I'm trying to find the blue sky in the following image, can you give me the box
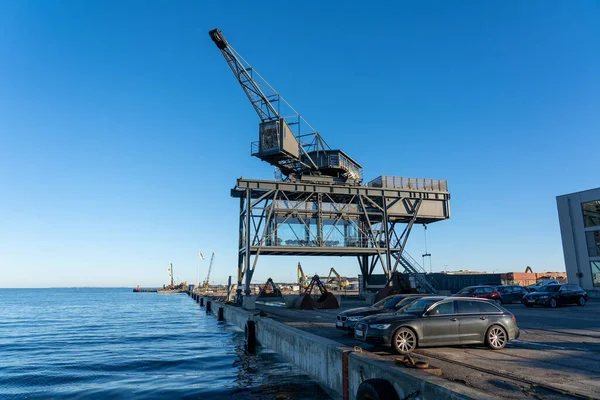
[1,1,598,288]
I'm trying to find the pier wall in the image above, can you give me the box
[208,298,488,400]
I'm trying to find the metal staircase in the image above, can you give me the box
[392,251,438,294]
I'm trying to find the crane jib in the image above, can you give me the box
[208,28,363,183]
[209,29,228,50]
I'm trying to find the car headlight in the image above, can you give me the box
[347,316,361,322]
[370,324,391,329]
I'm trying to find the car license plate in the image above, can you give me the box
[527,299,534,303]
[355,329,365,338]
[336,321,342,327]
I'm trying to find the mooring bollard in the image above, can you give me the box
[206,300,212,313]
[245,320,256,353]
[217,307,224,321]
[200,298,204,307]
[196,295,200,303]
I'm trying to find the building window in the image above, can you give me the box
[586,231,600,257]
[582,200,600,227]
[591,261,600,287]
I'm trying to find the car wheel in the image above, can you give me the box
[392,327,417,355]
[486,325,507,350]
[577,296,586,306]
[549,298,557,308]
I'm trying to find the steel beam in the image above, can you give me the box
[233,178,448,296]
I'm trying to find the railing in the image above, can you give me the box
[367,176,448,192]
[263,237,371,248]
[391,251,438,294]
[401,251,428,275]
[327,153,362,180]
[250,141,259,156]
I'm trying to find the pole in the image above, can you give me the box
[197,250,200,289]
[170,263,174,286]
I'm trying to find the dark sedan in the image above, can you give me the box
[354,297,519,354]
[495,285,529,303]
[521,284,588,308]
[336,294,426,332]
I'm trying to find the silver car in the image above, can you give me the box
[354,297,520,354]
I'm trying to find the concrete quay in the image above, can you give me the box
[189,292,600,399]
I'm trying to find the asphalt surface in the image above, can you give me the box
[255,298,600,399]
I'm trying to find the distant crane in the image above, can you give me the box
[202,252,215,291]
[297,262,310,288]
[325,267,349,290]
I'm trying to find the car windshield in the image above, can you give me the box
[456,287,473,294]
[373,296,394,307]
[396,296,422,308]
[399,298,439,315]
[382,297,403,308]
[538,285,561,293]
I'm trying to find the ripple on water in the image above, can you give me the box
[0,288,331,399]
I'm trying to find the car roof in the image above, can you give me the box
[465,285,495,288]
[452,297,496,302]
[420,296,448,301]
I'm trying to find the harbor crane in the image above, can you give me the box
[209,28,450,302]
[209,28,362,184]
[202,252,215,291]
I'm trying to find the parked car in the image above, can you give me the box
[521,284,588,308]
[336,294,426,332]
[453,286,503,305]
[495,285,529,303]
[354,297,519,354]
[527,280,559,292]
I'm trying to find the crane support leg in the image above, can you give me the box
[243,188,253,295]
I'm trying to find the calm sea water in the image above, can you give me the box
[0,288,331,399]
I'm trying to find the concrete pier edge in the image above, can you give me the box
[203,297,496,400]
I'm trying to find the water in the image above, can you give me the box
[0,288,331,399]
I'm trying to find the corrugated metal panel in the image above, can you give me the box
[429,273,503,294]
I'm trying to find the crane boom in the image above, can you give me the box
[209,28,363,183]
[209,29,279,122]
[202,252,215,290]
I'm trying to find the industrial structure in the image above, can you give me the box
[209,29,451,303]
[557,187,600,297]
[201,252,215,291]
[325,267,349,290]
[297,262,310,288]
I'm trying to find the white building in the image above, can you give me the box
[557,187,600,297]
